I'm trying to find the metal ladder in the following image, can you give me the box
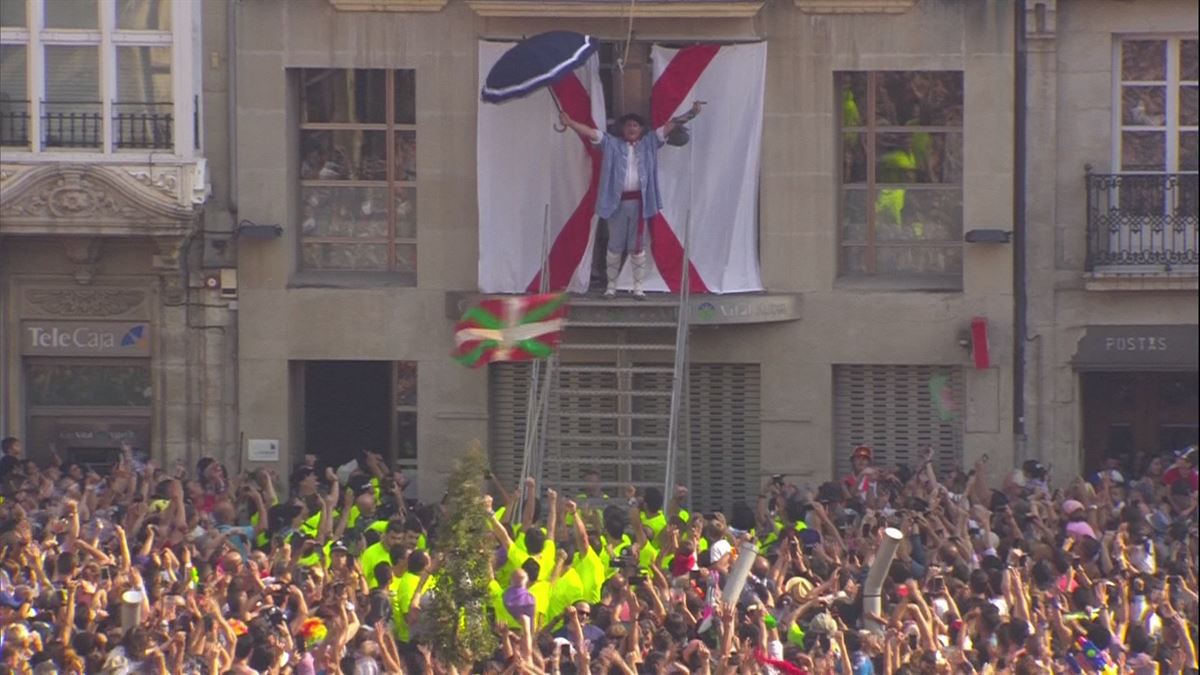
[515,223,693,510]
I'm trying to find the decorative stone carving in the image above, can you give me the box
[127,170,180,200]
[159,270,186,305]
[153,238,187,270]
[1025,0,1056,39]
[466,0,763,17]
[26,288,146,317]
[328,0,447,10]
[793,0,916,12]
[0,164,196,237]
[62,238,103,285]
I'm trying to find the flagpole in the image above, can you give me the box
[515,205,554,522]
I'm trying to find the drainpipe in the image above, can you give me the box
[1013,0,1028,460]
[226,0,239,213]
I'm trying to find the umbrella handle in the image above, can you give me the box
[549,88,569,134]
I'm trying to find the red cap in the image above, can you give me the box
[851,445,873,460]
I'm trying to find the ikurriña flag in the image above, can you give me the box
[453,294,570,368]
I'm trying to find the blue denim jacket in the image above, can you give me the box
[594,130,664,220]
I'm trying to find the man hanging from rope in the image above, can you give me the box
[559,101,703,298]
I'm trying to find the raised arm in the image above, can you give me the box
[660,101,704,138]
[559,110,600,142]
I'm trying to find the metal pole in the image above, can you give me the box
[863,527,904,635]
[664,211,691,502]
[515,206,554,522]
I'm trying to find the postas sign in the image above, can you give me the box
[21,321,151,357]
[1073,324,1199,369]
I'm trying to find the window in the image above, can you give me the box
[298,69,417,277]
[394,361,417,469]
[26,361,152,407]
[1117,38,1198,175]
[0,0,175,151]
[837,72,964,282]
[833,364,964,478]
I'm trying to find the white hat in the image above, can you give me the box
[708,540,733,564]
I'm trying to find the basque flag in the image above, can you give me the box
[453,293,570,368]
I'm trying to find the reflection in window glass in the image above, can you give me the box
[836,71,963,280]
[301,187,390,239]
[396,412,417,460]
[395,362,417,406]
[0,0,25,27]
[873,72,963,126]
[116,0,172,30]
[301,243,389,271]
[45,46,100,103]
[301,69,390,124]
[1122,40,1166,81]
[300,130,388,181]
[298,68,418,276]
[394,70,416,124]
[45,0,98,29]
[116,46,172,104]
[0,46,28,146]
[27,364,152,407]
[43,46,101,148]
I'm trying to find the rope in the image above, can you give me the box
[618,0,636,110]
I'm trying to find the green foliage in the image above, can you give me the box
[427,442,498,666]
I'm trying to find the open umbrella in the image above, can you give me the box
[481,31,598,130]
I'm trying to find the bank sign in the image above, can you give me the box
[21,321,151,357]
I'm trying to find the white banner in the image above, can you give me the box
[477,42,606,293]
[618,43,766,294]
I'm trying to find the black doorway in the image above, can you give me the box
[304,361,390,467]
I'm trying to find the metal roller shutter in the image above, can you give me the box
[833,365,964,480]
[488,362,531,488]
[687,364,761,515]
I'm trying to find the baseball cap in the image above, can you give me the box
[1062,499,1085,515]
[851,445,873,460]
[331,540,350,554]
[708,540,733,565]
[0,591,23,609]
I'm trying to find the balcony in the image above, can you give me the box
[113,102,174,150]
[1085,172,1199,287]
[0,100,30,148]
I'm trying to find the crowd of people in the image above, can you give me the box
[0,434,1196,674]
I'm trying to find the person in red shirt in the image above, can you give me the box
[843,445,878,500]
[1162,445,1198,492]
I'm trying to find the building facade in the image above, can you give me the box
[0,0,237,470]
[1022,0,1198,482]
[229,0,1018,506]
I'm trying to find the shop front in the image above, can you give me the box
[15,310,154,470]
[1074,325,1200,473]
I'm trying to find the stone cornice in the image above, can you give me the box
[793,0,917,13]
[0,164,199,238]
[327,0,448,10]
[466,1,764,18]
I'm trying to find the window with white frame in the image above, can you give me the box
[1116,38,1198,177]
[0,0,178,151]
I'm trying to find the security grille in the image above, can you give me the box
[687,364,761,514]
[833,365,964,479]
[488,362,532,489]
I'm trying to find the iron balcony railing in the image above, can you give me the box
[0,99,30,147]
[114,101,173,150]
[1085,170,1199,271]
[42,100,103,148]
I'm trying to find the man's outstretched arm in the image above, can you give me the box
[660,101,704,139]
[560,110,601,142]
